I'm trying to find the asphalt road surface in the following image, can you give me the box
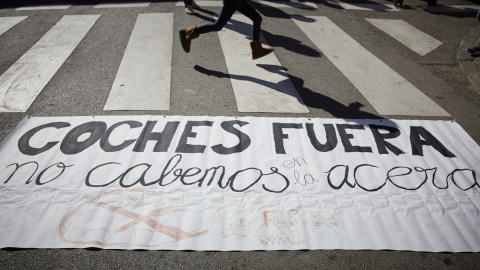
[1,0,480,268]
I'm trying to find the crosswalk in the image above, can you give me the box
[13,1,480,11]
[94,2,152,9]
[104,13,173,111]
[366,19,442,56]
[219,14,309,113]
[15,4,73,10]
[0,1,473,116]
[0,15,100,112]
[337,3,398,11]
[0,16,27,35]
[293,16,448,116]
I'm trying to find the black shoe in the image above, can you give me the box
[466,46,480,54]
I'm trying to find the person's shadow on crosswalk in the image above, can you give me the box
[194,64,393,124]
[192,5,321,57]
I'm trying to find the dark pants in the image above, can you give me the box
[184,0,192,6]
[195,0,262,40]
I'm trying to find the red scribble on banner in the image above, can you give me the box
[222,208,342,246]
[59,190,218,248]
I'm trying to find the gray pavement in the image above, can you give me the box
[458,23,480,95]
[1,0,480,269]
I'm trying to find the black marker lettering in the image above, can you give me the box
[306,123,337,152]
[336,124,372,153]
[325,165,351,189]
[18,122,71,155]
[100,121,142,152]
[410,126,455,157]
[272,123,303,154]
[133,121,179,152]
[176,121,213,153]
[354,164,385,192]
[386,166,427,190]
[369,124,404,156]
[60,121,106,155]
[35,162,73,185]
[4,162,39,184]
[212,120,251,154]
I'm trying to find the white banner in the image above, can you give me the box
[0,116,479,251]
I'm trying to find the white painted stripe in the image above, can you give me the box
[0,17,28,36]
[425,5,480,13]
[260,1,317,9]
[177,0,317,8]
[95,2,151,8]
[175,1,223,7]
[292,16,449,116]
[0,15,100,113]
[16,4,72,10]
[366,19,442,56]
[339,3,398,11]
[218,14,308,113]
[104,13,173,111]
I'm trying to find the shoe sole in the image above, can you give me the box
[179,30,190,53]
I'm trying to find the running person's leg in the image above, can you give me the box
[236,0,274,60]
[180,0,237,52]
[180,0,273,59]
[195,0,237,35]
[184,0,194,14]
[235,0,262,40]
